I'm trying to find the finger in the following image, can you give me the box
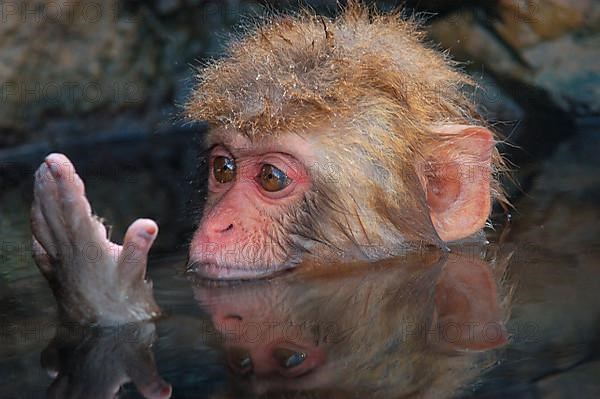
[32,237,53,277]
[136,377,172,399]
[31,186,58,259]
[34,157,69,247]
[37,154,112,267]
[118,219,159,282]
[128,353,172,399]
[46,153,103,244]
[123,323,171,399]
[40,343,60,379]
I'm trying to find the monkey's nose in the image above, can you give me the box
[217,223,234,233]
[206,222,235,240]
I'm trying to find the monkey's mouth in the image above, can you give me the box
[186,261,297,281]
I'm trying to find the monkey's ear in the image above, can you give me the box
[432,255,508,353]
[420,125,495,242]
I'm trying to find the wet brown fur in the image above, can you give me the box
[186,1,506,255]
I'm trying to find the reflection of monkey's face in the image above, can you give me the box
[193,280,331,394]
[192,253,510,397]
[191,258,437,395]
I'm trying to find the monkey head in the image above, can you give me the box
[186,3,505,279]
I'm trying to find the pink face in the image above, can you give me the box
[189,133,315,279]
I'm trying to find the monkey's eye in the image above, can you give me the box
[213,156,236,183]
[258,164,290,192]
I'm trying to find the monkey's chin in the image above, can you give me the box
[187,261,296,280]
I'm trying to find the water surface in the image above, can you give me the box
[1,217,599,399]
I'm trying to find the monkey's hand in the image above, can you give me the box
[31,153,161,326]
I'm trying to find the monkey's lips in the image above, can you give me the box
[188,261,295,280]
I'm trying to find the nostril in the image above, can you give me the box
[220,224,234,233]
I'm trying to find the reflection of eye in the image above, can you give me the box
[213,156,236,183]
[273,347,307,369]
[228,347,253,376]
[258,164,291,192]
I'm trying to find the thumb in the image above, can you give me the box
[118,219,159,282]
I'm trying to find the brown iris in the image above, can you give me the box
[259,164,290,192]
[213,156,235,183]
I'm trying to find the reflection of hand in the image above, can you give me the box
[31,154,161,325]
[42,322,171,399]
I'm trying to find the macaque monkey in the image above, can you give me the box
[31,2,505,323]
[186,1,505,278]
